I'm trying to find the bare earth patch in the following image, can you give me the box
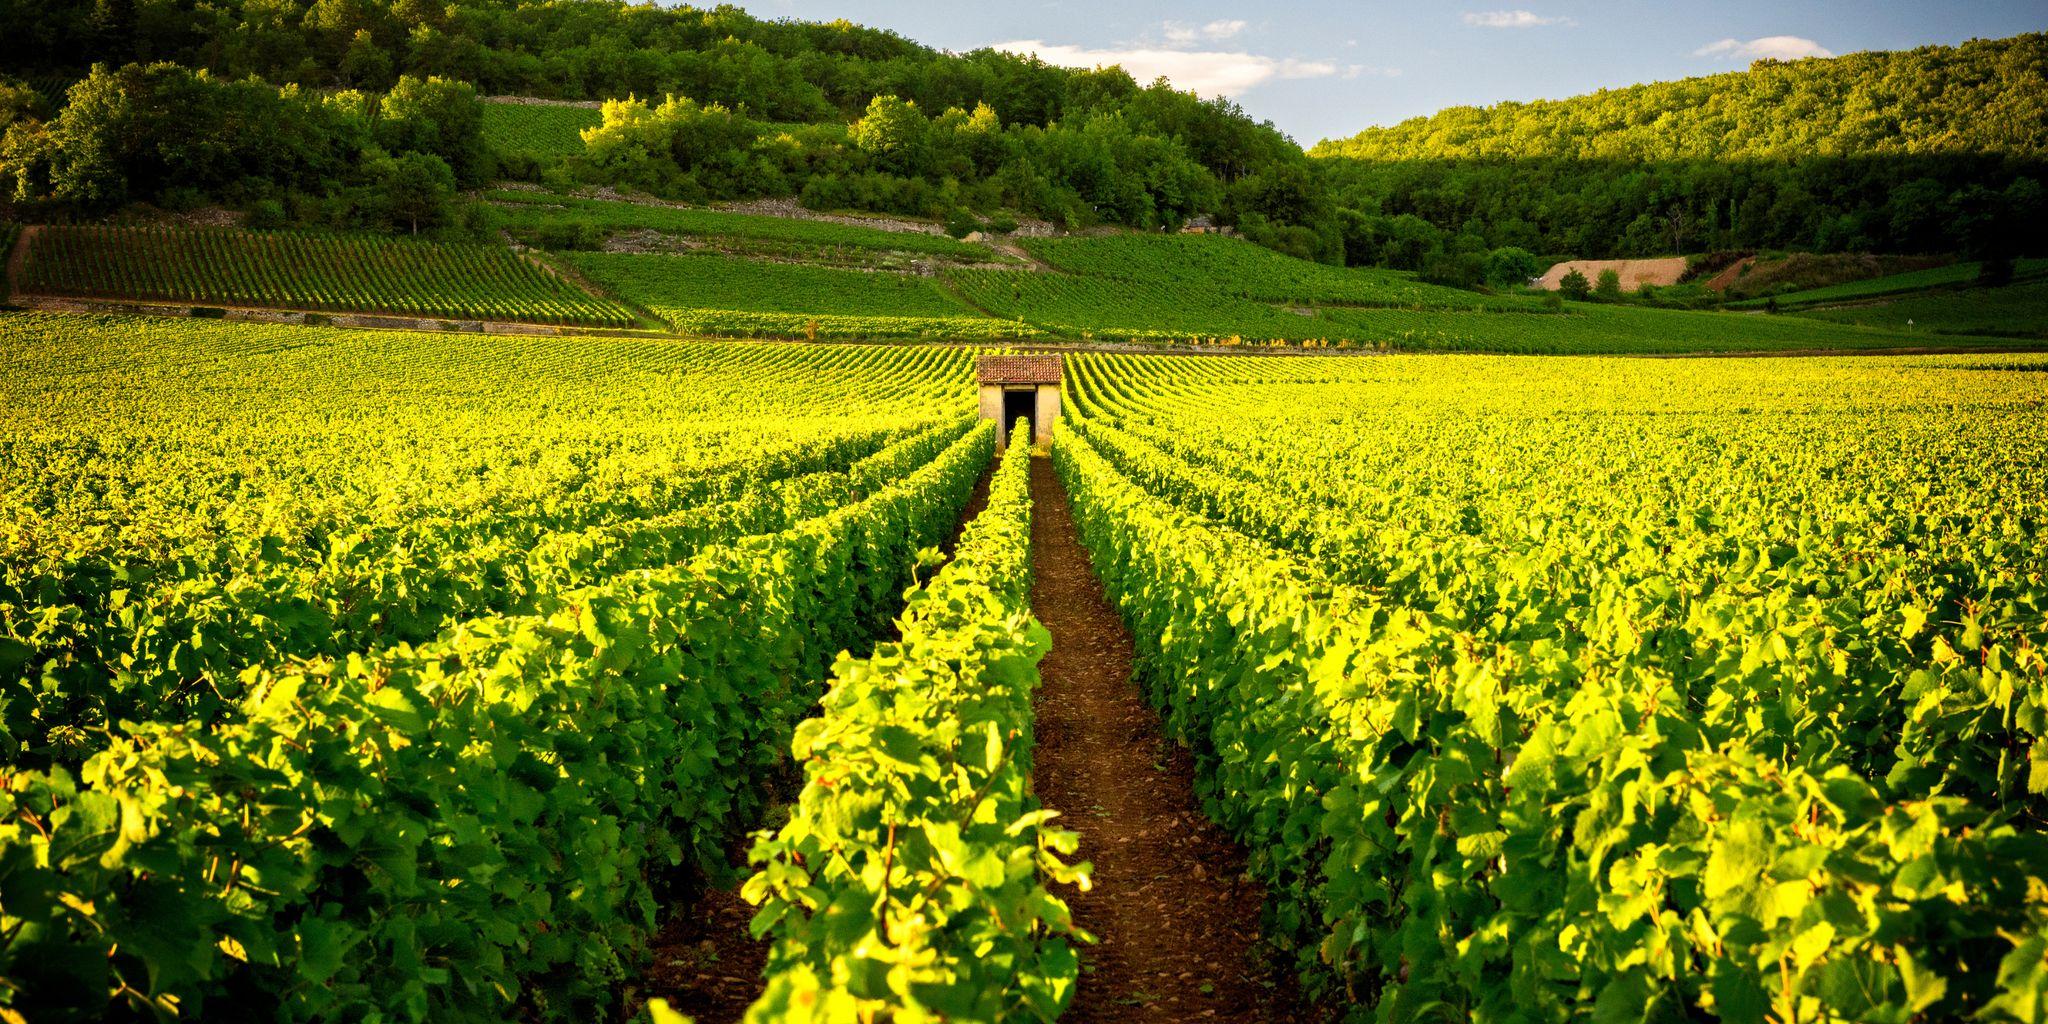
[1537,257,1689,292]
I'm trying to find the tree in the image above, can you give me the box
[1558,268,1591,300]
[851,95,929,177]
[1483,246,1541,289]
[37,65,130,209]
[1594,268,1624,301]
[363,149,454,233]
[376,75,487,185]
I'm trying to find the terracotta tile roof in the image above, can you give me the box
[977,354,1062,385]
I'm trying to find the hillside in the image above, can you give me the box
[1314,33,2048,267]
[0,2,1328,255]
[1315,33,2048,160]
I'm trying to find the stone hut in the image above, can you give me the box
[976,354,1062,448]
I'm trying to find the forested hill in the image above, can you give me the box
[1313,33,2047,161]
[3,0,1327,254]
[1311,33,2047,270]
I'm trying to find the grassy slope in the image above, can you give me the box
[567,251,1031,338]
[488,192,996,260]
[1018,234,1536,310]
[1726,259,2048,309]
[1792,281,2048,338]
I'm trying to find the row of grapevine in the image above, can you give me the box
[2,317,977,766]
[17,225,637,326]
[5,417,971,765]
[0,401,996,1023]
[742,431,1089,1022]
[481,100,603,158]
[1055,351,2048,1021]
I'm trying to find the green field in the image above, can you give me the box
[949,266,1349,341]
[946,261,1975,351]
[566,251,1032,338]
[480,101,603,158]
[1021,233,1536,310]
[487,191,999,261]
[1725,258,2048,309]
[1792,280,2048,337]
[17,224,636,326]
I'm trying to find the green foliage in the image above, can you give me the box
[948,267,1346,342]
[744,435,1088,1022]
[1594,267,1624,300]
[1054,350,2048,1023]
[1558,267,1591,300]
[17,224,634,325]
[578,94,773,201]
[1318,34,2048,161]
[1,63,488,226]
[1314,34,2048,260]
[0,316,993,1020]
[1484,246,1541,288]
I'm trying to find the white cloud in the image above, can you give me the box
[1462,10,1573,28]
[1164,19,1250,46]
[992,40,1354,96]
[1694,35,1834,60]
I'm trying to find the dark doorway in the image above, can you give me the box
[1003,389,1036,447]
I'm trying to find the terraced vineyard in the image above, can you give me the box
[487,191,1000,261]
[568,251,1034,338]
[17,225,636,326]
[1056,350,2048,1022]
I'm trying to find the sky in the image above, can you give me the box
[749,1,2046,145]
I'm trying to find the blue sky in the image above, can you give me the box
[750,1,2045,145]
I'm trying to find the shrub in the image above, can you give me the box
[1558,268,1591,300]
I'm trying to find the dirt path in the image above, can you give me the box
[1028,455,1308,1023]
[5,225,37,300]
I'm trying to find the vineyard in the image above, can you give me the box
[1053,349,2048,1021]
[487,191,1000,261]
[1793,280,2048,337]
[0,313,1061,1021]
[1019,234,1537,310]
[567,250,1036,338]
[943,263,1960,351]
[4,306,2048,1023]
[481,100,604,159]
[16,225,637,326]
